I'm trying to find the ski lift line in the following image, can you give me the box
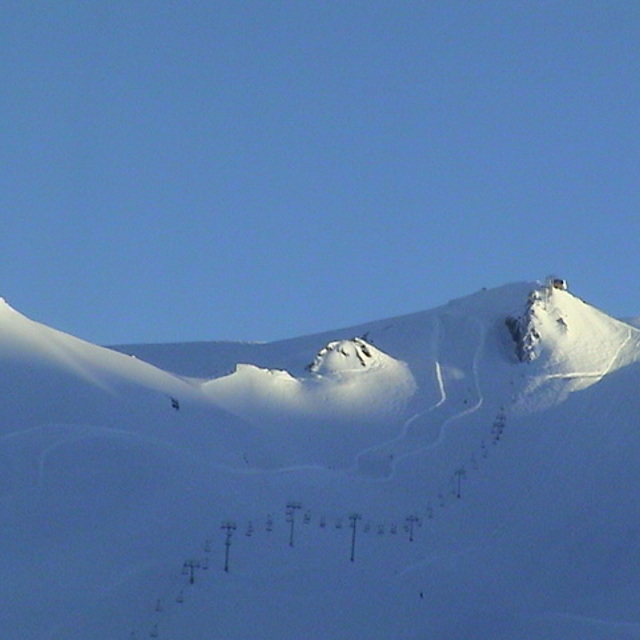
[221,522,236,573]
[253,411,498,535]
[183,560,201,585]
[132,545,207,640]
[135,409,508,636]
[286,502,303,547]
[127,322,506,581]
[142,564,204,633]
[349,513,362,562]
[405,515,421,542]
[453,468,467,499]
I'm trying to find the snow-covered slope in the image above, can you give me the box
[2,280,640,639]
[505,284,638,407]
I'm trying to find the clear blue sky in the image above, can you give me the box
[2,2,639,345]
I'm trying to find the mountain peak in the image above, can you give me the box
[504,279,640,400]
[506,282,568,363]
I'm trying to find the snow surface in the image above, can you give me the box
[2,282,640,639]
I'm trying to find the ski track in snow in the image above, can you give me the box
[1,422,340,497]
[126,317,496,635]
[392,316,486,467]
[535,326,633,384]
[353,316,487,482]
[392,327,640,608]
[0,312,558,504]
[350,316,446,474]
[7,285,640,640]
[433,359,446,408]
[426,315,447,409]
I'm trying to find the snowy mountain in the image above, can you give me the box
[2,280,640,639]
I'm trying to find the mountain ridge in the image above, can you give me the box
[2,280,640,639]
